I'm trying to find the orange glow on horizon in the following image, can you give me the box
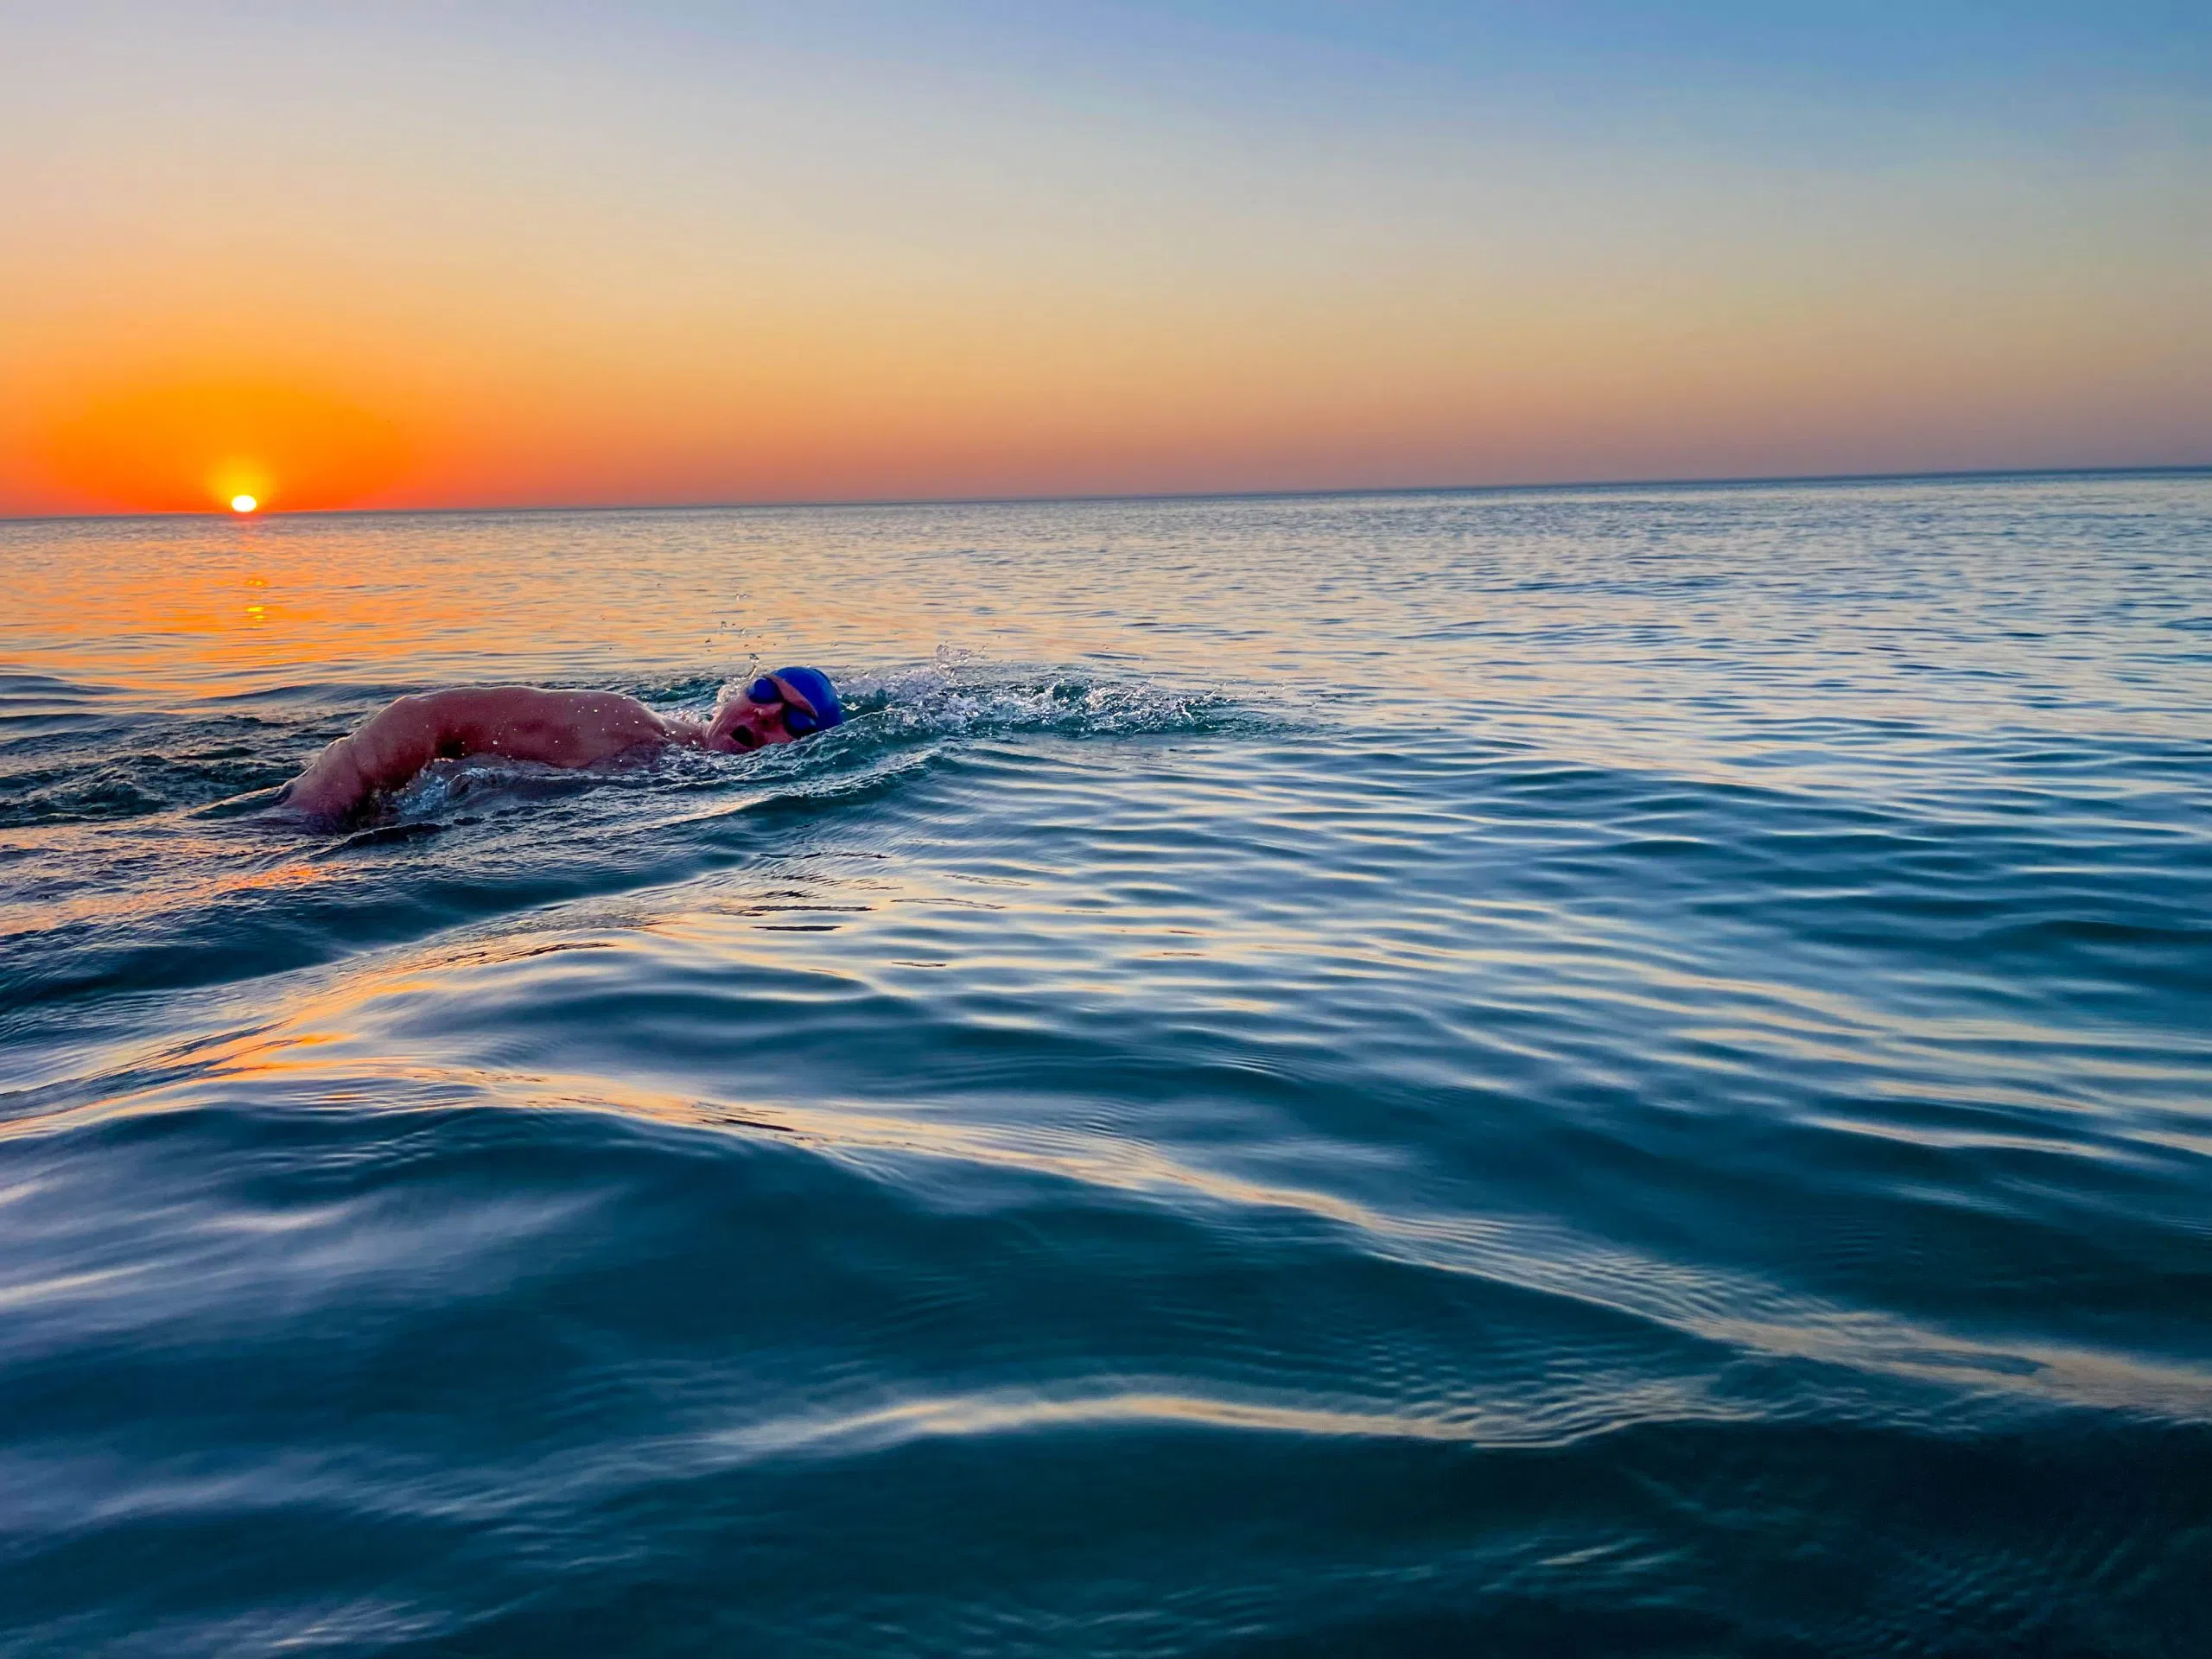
[35,380,410,515]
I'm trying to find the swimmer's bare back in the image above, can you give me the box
[282,688,694,822]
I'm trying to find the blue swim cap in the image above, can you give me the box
[766,665,844,734]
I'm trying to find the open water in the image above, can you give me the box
[2,474,2209,1656]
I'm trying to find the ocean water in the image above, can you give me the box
[3,474,2209,1656]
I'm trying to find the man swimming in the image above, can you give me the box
[281,666,845,823]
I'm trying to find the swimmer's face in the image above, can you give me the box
[704,673,819,753]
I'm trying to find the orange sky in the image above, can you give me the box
[3,5,2207,517]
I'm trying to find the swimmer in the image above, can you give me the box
[280,667,845,823]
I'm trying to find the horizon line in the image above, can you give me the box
[6,461,2208,526]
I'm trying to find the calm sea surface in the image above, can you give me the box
[3,475,2209,1656]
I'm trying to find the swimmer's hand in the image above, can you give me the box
[280,688,688,823]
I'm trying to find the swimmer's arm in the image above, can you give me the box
[282,694,452,820]
[283,688,677,819]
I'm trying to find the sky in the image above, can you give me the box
[3,1,2208,515]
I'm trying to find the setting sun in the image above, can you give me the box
[230,493,257,513]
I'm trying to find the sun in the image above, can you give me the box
[231,493,258,513]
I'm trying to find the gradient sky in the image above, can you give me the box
[3,2,2208,514]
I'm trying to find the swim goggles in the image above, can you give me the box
[747,676,825,735]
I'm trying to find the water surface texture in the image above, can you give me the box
[3,476,2210,1656]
